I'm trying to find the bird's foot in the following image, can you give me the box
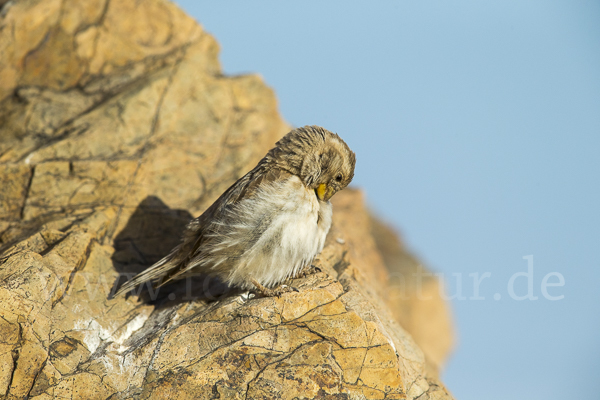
[251,279,298,297]
[293,264,322,279]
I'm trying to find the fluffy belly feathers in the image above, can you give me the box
[221,176,332,289]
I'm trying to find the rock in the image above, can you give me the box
[369,215,455,371]
[0,0,454,398]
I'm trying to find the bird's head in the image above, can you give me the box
[269,126,356,202]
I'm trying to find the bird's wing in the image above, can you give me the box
[114,165,291,296]
[165,167,292,281]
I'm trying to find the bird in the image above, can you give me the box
[115,125,356,297]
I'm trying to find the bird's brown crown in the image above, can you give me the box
[265,126,356,201]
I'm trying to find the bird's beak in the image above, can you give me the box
[316,183,335,202]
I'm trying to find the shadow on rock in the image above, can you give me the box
[110,196,236,306]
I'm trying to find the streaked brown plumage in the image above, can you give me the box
[115,125,355,297]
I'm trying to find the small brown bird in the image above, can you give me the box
[115,125,355,297]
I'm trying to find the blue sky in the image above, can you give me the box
[174,1,600,399]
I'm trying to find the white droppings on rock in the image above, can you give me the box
[73,311,150,354]
[24,153,33,165]
[112,313,150,345]
[73,319,114,353]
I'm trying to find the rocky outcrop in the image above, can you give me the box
[369,216,454,371]
[0,0,454,398]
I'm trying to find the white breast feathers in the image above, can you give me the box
[197,175,332,290]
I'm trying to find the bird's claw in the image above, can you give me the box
[293,264,322,279]
[251,279,297,297]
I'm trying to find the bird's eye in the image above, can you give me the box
[335,174,343,182]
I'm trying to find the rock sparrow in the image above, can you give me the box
[115,125,355,297]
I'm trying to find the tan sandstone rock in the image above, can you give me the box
[0,0,454,398]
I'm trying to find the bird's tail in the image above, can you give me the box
[113,247,183,298]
